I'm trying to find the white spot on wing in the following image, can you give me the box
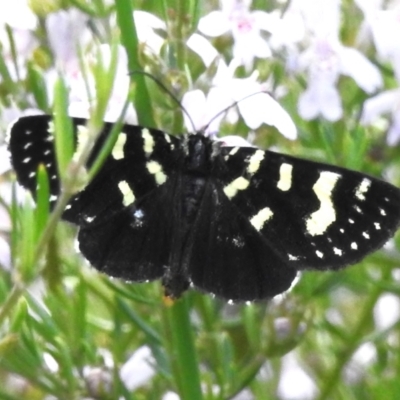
[118,180,135,206]
[316,250,324,258]
[223,177,250,199]
[142,128,154,156]
[132,208,145,227]
[250,207,274,231]
[355,178,371,201]
[112,134,127,160]
[380,208,386,216]
[247,150,264,175]
[288,254,299,261]
[22,157,31,163]
[146,160,167,185]
[306,171,340,236]
[333,247,343,256]
[232,237,245,247]
[49,194,57,202]
[374,222,381,230]
[229,147,239,156]
[351,242,358,250]
[362,231,370,239]
[134,209,144,218]
[47,121,55,133]
[277,163,292,191]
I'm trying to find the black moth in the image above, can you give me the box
[8,115,400,301]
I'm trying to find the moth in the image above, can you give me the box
[8,115,400,301]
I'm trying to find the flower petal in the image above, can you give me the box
[198,11,230,37]
[182,90,207,132]
[339,47,382,93]
[217,135,254,147]
[187,34,219,67]
[361,89,400,124]
[237,91,296,139]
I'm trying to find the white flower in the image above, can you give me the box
[216,135,254,147]
[182,60,297,139]
[162,392,180,400]
[374,293,400,331]
[277,352,317,400]
[187,33,220,68]
[296,0,382,121]
[0,0,37,78]
[52,44,136,124]
[134,10,166,55]
[361,88,400,145]
[0,235,11,271]
[355,1,400,81]
[119,346,155,391]
[46,9,90,73]
[198,0,275,70]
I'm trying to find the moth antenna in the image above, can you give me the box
[129,70,197,133]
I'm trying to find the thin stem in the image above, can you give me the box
[316,269,389,400]
[0,283,24,325]
[164,297,203,400]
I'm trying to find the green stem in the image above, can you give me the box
[115,0,154,127]
[317,270,389,400]
[0,283,24,325]
[164,297,203,400]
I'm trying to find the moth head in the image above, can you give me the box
[183,134,216,173]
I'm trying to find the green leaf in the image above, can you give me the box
[53,77,75,182]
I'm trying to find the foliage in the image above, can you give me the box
[1,0,400,399]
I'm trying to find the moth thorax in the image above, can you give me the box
[183,176,206,222]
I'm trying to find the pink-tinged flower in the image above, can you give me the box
[45,8,90,73]
[69,44,137,124]
[198,0,275,70]
[45,10,135,124]
[361,88,400,145]
[295,0,382,121]
[182,61,297,139]
[45,40,137,124]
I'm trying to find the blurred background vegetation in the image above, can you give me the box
[1,0,400,399]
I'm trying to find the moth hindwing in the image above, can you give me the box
[8,115,400,301]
